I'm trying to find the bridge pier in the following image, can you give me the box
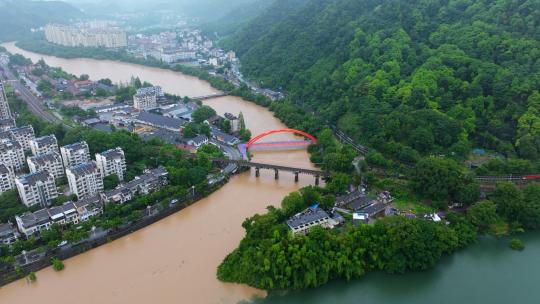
[274,169,279,180]
[255,167,260,177]
[315,175,320,186]
[294,172,299,183]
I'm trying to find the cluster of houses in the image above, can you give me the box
[13,63,116,98]
[286,188,395,236]
[81,86,241,151]
[127,28,236,67]
[0,84,170,244]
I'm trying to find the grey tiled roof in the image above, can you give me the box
[29,152,62,166]
[62,141,88,151]
[0,163,10,174]
[135,111,186,130]
[68,162,98,177]
[33,135,57,146]
[17,171,52,186]
[286,208,330,229]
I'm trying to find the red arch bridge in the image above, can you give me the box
[238,129,317,157]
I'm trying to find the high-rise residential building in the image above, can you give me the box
[30,135,59,156]
[15,171,58,207]
[0,163,16,194]
[9,125,35,151]
[0,82,13,120]
[66,162,104,199]
[44,24,127,48]
[133,89,157,110]
[0,139,25,172]
[0,118,15,131]
[27,152,64,180]
[95,147,126,181]
[60,141,90,168]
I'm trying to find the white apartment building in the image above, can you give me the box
[15,171,58,207]
[66,162,104,199]
[0,82,12,120]
[0,163,15,194]
[44,24,127,48]
[30,134,59,156]
[9,125,35,151]
[0,139,25,172]
[0,118,15,131]
[133,90,157,110]
[60,141,90,168]
[95,147,126,181]
[27,152,65,180]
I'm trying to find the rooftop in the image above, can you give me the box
[29,152,62,166]
[62,141,88,151]
[286,207,330,229]
[17,171,53,186]
[33,135,57,146]
[10,125,34,136]
[135,111,186,130]
[67,162,98,177]
[98,147,124,159]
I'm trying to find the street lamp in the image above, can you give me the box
[191,185,196,197]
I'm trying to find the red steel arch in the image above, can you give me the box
[247,129,317,149]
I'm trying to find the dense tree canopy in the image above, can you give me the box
[227,0,540,162]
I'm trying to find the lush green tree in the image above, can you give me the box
[104,175,120,190]
[192,106,217,123]
[466,201,499,233]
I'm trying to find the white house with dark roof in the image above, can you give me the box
[286,207,334,235]
[0,222,20,244]
[187,135,208,148]
[95,147,127,181]
[101,166,168,204]
[30,134,59,156]
[9,125,35,151]
[0,139,25,172]
[0,117,15,131]
[27,151,65,180]
[15,196,103,237]
[0,163,15,194]
[60,141,90,168]
[66,162,104,199]
[15,171,58,207]
[134,111,186,132]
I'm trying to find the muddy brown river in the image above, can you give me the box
[0,42,318,304]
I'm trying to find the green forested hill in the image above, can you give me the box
[228,0,540,162]
[0,0,83,42]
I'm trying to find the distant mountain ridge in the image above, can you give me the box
[0,0,83,42]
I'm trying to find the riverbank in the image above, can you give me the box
[14,39,274,107]
[1,179,228,286]
[0,42,321,304]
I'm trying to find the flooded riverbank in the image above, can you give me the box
[0,42,317,304]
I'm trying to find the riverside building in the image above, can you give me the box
[66,162,104,199]
[60,141,90,168]
[95,147,126,181]
[30,135,59,156]
[15,171,58,207]
[27,152,65,180]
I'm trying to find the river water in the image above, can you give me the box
[2,42,539,304]
[0,42,320,304]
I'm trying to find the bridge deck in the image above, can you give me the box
[211,158,329,176]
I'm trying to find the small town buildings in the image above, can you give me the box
[224,113,240,133]
[133,87,160,110]
[66,162,104,199]
[30,134,59,156]
[286,207,334,235]
[353,202,387,224]
[187,135,208,148]
[15,171,58,207]
[95,147,127,181]
[0,82,13,120]
[9,125,35,151]
[101,166,168,204]
[0,139,26,172]
[0,163,15,194]
[0,222,20,245]
[60,141,91,168]
[27,152,65,180]
[134,111,186,132]
[211,127,240,146]
[15,195,103,237]
[0,117,15,131]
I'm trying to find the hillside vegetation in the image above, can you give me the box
[0,0,83,42]
[227,0,540,163]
